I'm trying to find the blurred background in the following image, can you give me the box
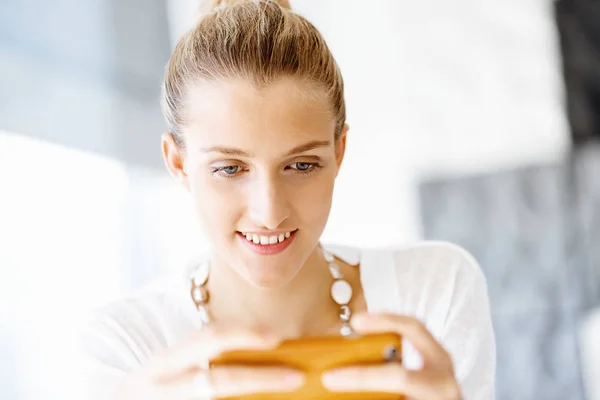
[0,0,599,399]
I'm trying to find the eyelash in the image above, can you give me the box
[211,162,322,179]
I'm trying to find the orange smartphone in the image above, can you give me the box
[210,332,404,400]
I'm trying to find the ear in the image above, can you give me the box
[161,132,190,191]
[334,123,349,176]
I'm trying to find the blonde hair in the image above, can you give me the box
[161,0,346,146]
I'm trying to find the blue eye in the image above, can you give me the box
[289,162,322,176]
[212,165,242,177]
[294,162,312,171]
[221,166,239,175]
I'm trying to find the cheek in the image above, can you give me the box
[289,173,335,225]
[188,172,242,232]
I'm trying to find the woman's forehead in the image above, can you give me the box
[182,78,336,151]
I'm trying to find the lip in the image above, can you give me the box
[237,230,297,256]
[239,229,296,236]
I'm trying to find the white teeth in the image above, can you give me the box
[242,231,294,245]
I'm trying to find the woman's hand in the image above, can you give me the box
[321,313,462,400]
[117,323,304,399]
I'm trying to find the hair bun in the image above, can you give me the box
[199,0,291,16]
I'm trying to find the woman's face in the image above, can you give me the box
[162,78,347,288]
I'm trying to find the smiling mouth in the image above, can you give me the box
[237,230,298,245]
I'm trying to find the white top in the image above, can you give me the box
[79,241,496,399]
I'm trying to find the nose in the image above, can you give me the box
[247,175,290,230]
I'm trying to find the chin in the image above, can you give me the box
[229,231,305,286]
[242,261,301,289]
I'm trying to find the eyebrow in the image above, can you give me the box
[200,140,332,157]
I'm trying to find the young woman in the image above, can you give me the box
[81,1,496,398]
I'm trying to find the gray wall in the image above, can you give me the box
[419,144,600,400]
[0,0,172,169]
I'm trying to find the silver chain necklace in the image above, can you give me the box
[189,245,355,336]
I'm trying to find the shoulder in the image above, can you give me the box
[79,273,196,371]
[333,240,487,302]
[358,240,486,289]
[80,293,165,372]
[85,288,168,342]
[359,240,490,334]
[390,240,481,273]
[388,240,486,291]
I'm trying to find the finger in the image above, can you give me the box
[212,365,305,397]
[322,364,461,400]
[147,324,280,379]
[351,313,452,370]
[155,365,305,398]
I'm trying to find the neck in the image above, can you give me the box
[206,245,340,338]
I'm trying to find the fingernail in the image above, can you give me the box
[286,372,305,387]
[262,331,278,340]
[257,329,280,343]
[350,313,368,329]
[321,371,343,389]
